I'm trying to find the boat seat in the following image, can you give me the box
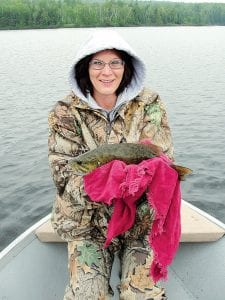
[35,201,225,243]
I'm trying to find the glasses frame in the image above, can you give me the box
[89,58,125,70]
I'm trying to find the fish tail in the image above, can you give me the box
[171,165,193,181]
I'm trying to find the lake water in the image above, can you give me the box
[0,26,225,251]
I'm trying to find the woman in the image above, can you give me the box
[48,30,173,300]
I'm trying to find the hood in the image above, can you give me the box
[69,29,146,106]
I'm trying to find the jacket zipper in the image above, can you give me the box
[106,113,112,142]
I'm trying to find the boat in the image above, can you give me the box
[0,200,225,300]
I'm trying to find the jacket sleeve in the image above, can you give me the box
[140,92,174,161]
[48,101,95,241]
[48,104,81,195]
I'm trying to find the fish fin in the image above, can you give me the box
[142,143,163,156]
[171,165,193,181]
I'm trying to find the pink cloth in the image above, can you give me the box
[83,157,181,282]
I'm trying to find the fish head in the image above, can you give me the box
[69,157,100,175]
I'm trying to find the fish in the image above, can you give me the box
[69,143,192,180]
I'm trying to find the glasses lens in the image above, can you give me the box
[110,59,124,69]
[90,60,104,70]
[89,59,124,70]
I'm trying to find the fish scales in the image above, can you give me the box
[69,143,192,180]
[70,143,161,175]
[76,143,158,164]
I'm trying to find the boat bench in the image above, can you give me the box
[35,201,225,243]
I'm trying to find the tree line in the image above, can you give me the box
[1,0,225,30]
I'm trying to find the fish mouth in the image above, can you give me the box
[69,161,92,176]
[70,167,88,176]
[74,171,86,176]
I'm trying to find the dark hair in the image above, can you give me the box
[75,49,134,97]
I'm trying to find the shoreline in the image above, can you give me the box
[1,24,225,31]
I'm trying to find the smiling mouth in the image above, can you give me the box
[100,79,114,83]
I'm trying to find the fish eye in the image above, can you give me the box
[76,161,82,165]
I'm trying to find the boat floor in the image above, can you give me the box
[1,232,225,300]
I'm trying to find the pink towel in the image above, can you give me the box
[83,156,181,282]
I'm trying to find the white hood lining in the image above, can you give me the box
[68,30,146,109]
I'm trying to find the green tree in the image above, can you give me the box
[1,0,225,30]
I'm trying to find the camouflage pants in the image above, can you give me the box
[63,238,166,300]
[63,201,167,300]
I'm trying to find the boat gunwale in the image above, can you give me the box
[183,200,225,231]
[1,200,225,264]
[0,214,51,263]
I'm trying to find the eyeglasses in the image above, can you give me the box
[89,59,125,70]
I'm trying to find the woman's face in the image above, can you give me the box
[88,50,125,100]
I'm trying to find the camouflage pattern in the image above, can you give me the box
[48,87,173,299]
[62,202,166,300]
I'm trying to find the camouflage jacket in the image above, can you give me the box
[48,88,174,242]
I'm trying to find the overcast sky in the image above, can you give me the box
[152,0,225,3]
